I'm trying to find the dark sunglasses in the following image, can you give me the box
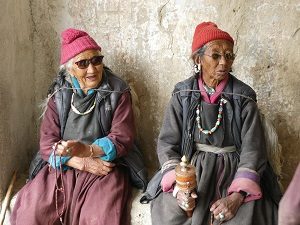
[204,52,235,61]
[75,55,104,69]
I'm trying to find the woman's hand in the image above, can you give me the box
[175,189,198,212]
[55,140,90,157]
[210,192,244,222]
[81,157,115,176]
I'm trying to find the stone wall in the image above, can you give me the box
[0,0,35,199]
[31,0,299,187]
[1,0,299,200]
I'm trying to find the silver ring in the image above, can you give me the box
[218,212,225,221]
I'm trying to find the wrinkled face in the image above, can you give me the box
[68,49,104,93]
[198,40,234,85]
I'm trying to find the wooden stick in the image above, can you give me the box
[0,171,17,225]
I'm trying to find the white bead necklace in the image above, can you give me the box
[70,93,96,116]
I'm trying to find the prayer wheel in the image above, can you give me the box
[175,155,197,217]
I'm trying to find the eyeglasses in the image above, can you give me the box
[74,55,104,69]
[204,52,235,61]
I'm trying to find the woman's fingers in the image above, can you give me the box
[210,194,243,222]
[176,190,197,211]
[99,167,109,176]
[210,199,220,212]
[54,140,89,157]
[102,161,116,168]
[54,142,68,156]
[53,140,73,156]
[101,165,113,173]
[83,158,115,176]
[191,191,198,199]
[210,198,226,218]
[65,140,78,146]
[99,160,115,173]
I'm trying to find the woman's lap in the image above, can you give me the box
[151,192,277,225]
[74,166,131,225]
[11,165,130,225]
[151,192,192,225]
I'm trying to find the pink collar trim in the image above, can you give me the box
[198,74,229,104]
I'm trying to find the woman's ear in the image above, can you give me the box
[194,55,201,65]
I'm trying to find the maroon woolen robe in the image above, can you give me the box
[11,92,134,225]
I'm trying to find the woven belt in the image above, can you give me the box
[191,144,236,165]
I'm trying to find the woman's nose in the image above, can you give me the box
[87,63,97,73]
[218,55,227,65]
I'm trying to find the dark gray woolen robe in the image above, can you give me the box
[151,74,278,225]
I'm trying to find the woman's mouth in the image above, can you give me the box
[216,70,227,76]
[86,75,97,81]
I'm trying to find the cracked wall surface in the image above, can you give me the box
[0,0,35,199]
[1,0,299,199]
[31,0,299,188]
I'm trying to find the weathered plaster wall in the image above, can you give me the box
[30,0,299,188]
[2,0,297,200]
[0,0,35,199]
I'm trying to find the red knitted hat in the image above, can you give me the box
[192,22,234,53]
[60,28,101,65]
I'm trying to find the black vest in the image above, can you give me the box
[49,67,130,137]
[173,73,257,160]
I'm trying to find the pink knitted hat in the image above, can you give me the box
[60,28,101,65]
[192,22,234,53]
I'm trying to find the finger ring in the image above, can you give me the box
[66,147,72,155]
[218,212,225,221]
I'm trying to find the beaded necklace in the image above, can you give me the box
[71,93,96,116]
[196,98,227,135]
[53,141,66,225]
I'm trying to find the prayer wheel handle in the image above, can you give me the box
[175,156,197,217]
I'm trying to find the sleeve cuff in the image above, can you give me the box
[161,169,176,193]
[93,137,117,161]
[48,151,71,170]
[228,168,262,202]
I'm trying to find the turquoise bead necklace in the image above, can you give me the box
[196,98,227,135]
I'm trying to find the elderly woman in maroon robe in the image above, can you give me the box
[149,22,281,225]
[11,28,134,225]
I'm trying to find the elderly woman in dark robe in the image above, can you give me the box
[11,28,135,225]
[150,22,281,225]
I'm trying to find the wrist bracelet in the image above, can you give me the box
[89,145,94,158]
[238,190,247,198]
[82,158,87,171]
